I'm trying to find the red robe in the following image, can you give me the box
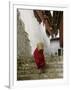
[33,48,45,69]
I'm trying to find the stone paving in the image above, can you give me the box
[17,56,63,80]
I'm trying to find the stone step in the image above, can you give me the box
[17,56,63,64]
[17,68,63,75]
[17,72,63,80]
[17,56,63,80]
[17,60,63,63]
[17,61,63,64]
[17,62,63,71]
[17,56,63,60]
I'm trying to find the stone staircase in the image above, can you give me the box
[17,56,63,80]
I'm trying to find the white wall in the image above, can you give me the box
[19,9,50,55]
[50,40,60,55]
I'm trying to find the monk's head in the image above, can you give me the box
[37,42,44,51]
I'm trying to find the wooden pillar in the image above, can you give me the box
[59,16,63,48]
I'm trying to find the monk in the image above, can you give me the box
[33,42,46,73]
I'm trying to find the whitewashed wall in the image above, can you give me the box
[19,9,50,55]
[50,40,60,55]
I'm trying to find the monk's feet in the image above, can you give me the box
[38,69,45,74]
[38,69,42,74]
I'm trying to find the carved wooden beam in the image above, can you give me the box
[34,10,52,35]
